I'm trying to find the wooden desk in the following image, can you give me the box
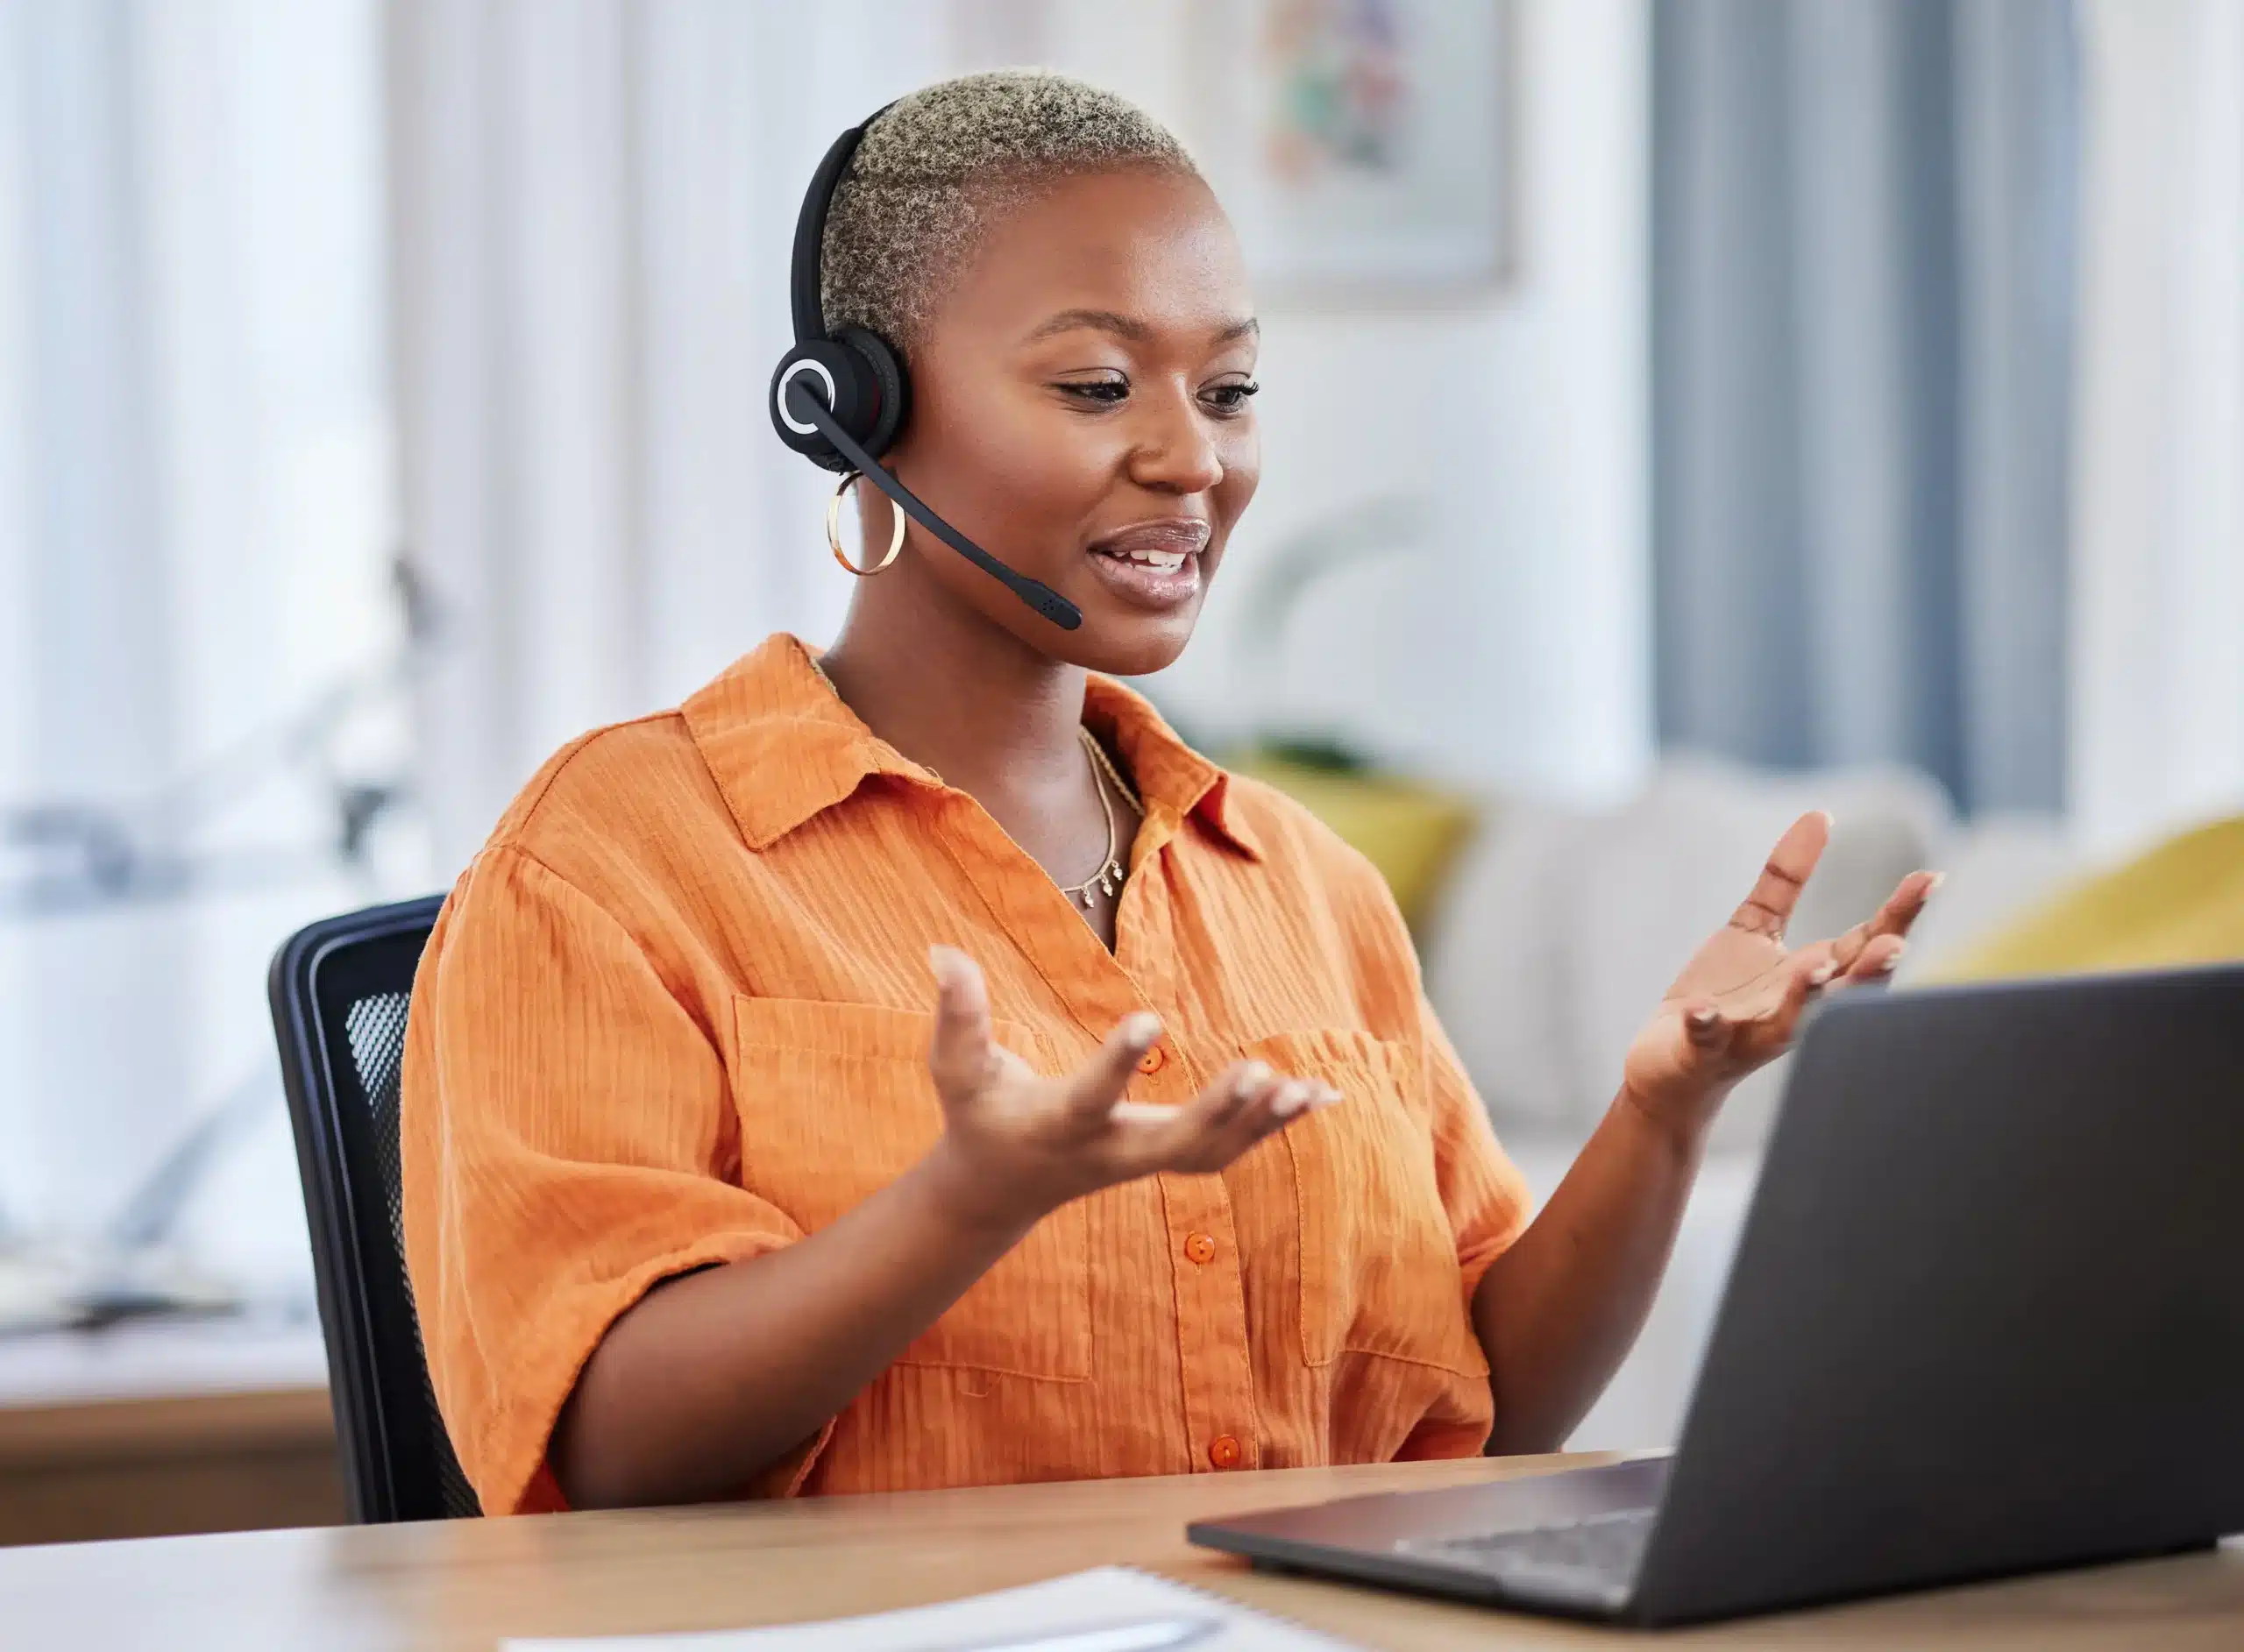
[0,1386,343,1546]
[4,1455,2241,1649]
[0,1317,343,1544]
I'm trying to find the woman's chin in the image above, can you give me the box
[1064,548,1209,675]
[944,551,1207,677]
[1071,599,1200,678]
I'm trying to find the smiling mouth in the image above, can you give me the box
[1100,545,1192,573]
[1084,520,1211,610]
[1088,519,1211,572]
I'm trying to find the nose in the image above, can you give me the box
[1126,383,1225,496]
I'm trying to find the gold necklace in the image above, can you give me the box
[1079,720,1144,815]
[807,652,1140,909]
[1056,727,1129,909]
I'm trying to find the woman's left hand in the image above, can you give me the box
[1619,811,1940,1145]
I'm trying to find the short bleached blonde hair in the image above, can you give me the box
[821,70,1198,351]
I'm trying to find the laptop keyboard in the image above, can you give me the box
[1396,1506,1656,1609]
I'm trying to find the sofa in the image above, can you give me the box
[1416,753,2094,1450]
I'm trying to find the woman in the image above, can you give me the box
[401,71,1931,1516]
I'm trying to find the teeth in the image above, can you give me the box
[1119,549,1186,571]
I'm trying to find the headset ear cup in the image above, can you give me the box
[836,326,909,460]
[770,339,877,473]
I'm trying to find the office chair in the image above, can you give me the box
[269,893,480,1522]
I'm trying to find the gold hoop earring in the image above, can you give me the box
[826,471,905,576]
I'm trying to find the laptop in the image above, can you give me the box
[1189,963,2244,1627]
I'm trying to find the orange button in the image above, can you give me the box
[1184,1232,1218,1266]
[1135,1042,1167,1075]
[1208,1435,1243,1471]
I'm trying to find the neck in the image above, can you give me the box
[819,556,1089,801]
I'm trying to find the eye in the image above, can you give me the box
[1201,378,1260,415]
[1055,372,1130,406]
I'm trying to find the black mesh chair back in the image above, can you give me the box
[269,893,480,1522]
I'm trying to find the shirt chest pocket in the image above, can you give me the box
[1248,1029,1488,1379]
[728,996,1090,1383]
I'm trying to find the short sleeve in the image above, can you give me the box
[401,845,813,1515]
[1421,989,1536,1308]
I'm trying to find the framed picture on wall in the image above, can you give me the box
[1184,0,1516,300]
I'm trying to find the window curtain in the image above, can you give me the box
[2070,0,2244,851]
[390,0,830,869]
[1650,0,2079,816]
[0,0,394,1281]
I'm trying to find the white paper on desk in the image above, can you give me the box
[501,1565,1360,1652]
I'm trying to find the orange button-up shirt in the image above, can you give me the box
[401,634,1530,1514]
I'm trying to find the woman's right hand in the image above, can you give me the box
[920,945,1336,1233]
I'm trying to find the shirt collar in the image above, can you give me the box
[681,634,1264,861]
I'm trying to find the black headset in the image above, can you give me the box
[767,106,1084,631]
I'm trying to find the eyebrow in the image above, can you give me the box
[1023,308,1260,346]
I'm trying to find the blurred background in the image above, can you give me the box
[1,0,2238,1542]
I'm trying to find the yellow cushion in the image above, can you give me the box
[1232,752,1480,932]
[1929,815,2244,982]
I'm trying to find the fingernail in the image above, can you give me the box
[1687,1008,1719,1030]
[1811,962,1837,986]
[1121,1011,1161,1046]
[1273,1082,1308,1117]
[927,945,961,982]
[1238,1060,1272,1091]
[1925,872,1946,896]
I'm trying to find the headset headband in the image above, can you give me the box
[790,102,896,344]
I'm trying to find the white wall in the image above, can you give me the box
[1101,0,1656,805]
